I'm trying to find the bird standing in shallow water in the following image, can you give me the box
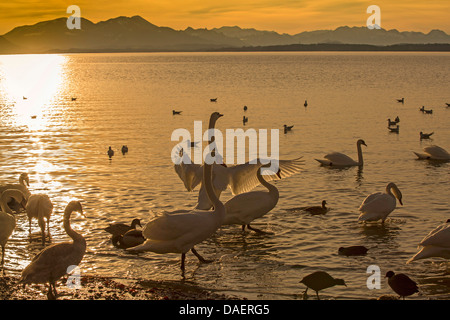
[385,271,419,299]
[25,194,54,245]
[299,271,346,300]
[19,201,86,300]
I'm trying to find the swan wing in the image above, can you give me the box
[226,157,304,195]
[419,223,450,247]
[174,162,203,192]
[323,152,357,166]
[358,192,396,221]
[423,146,450,159]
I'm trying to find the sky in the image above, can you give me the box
[0,0,449,35]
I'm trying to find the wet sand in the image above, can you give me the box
[0,274,242,300]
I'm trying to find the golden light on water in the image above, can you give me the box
[0,54,67,129]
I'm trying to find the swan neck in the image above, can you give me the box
[257,170,278,199]
[203,164,225,213]
[357,142,364,165]
[64,208,85,243]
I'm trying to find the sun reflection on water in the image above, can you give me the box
[0,54,67,130]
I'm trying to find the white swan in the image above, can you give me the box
[407,219,450,264]
[0,189,26,274]
[316,139,367,167]
[222,164,281,233]
[413,145,450,160]
[19,201,85,299]
[127,112,226,271]
[25,194,54,245]
[358,182,403,223]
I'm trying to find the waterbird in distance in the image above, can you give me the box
[299,271,346,300]
[385,271,419,300]
[243,106,247,111]
[19,201,85,299]
[0,189,26,274]
[107,146,114,159]
[397,98,404,103]
[121,145,129,154]
[388,125,399,133]
[302,200,329,215]
[407,219,450,264]
[420,132,434,140]
[413,145,450,160]
[315,139,367,167]
[283,125,294,134]
[25,194,54,245]
[127,112,226,272]
[172,110,182,115]
[222,163,282,233]
[210,98,217,102]
[387,119,397,126]
[304,100,308,107]
[358,182,403,224]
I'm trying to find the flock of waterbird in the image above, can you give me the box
[0,97,449,300]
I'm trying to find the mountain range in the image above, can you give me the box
[1,15,450,54]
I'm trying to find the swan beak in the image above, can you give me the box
[221,163,227,167]
[399,199,403,206]
[276,169,282,179]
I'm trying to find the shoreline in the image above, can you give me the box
[0,274,243,300]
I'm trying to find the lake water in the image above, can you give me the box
[0,52,449,300]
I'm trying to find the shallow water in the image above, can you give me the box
[0,52,449,300]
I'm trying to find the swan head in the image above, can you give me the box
[210,112,223,122]
[357,139,367,147]
[66,200,84,217]
[20,173,30,187]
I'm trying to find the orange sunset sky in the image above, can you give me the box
[0,0,449,35]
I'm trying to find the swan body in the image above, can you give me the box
[414,145,450,160]
[358,182,403,223]
[128,112,226,270]
[316,139,367,167]
[0,189,26,274]
[19,201,85,299]
[407,220,450,263]
[222,165,281,233]
[26,194,54,245]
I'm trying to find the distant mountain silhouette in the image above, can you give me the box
[1,15,449,54]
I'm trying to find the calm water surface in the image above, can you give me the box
[0,52,449,300]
